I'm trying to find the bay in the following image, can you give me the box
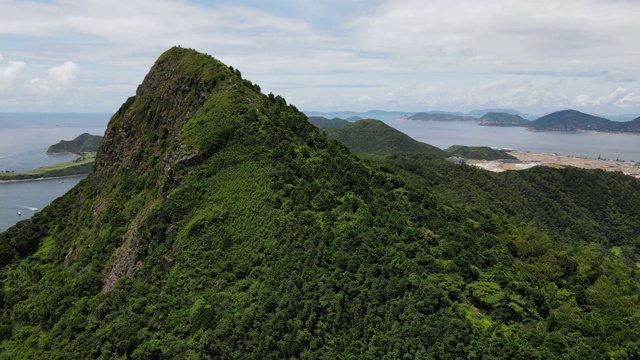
[0,176,85,231]
[0,113,109,232]
[382,118,640,163]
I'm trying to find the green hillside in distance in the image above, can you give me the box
[1,47,639,359]
[444,145,517,160]
[322,119,447,157]
[467,108,525,118]
[307,116,351,128]
[405,112,476,121]
[46,133,103,154]
[619,116,640,132]
[529,109,640,133]
[478,112,530,126]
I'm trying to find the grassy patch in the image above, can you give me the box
[0,153,95,180]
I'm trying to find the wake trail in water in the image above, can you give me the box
[0,202,38,211]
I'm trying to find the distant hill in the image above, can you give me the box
[444,145,517,160]
[529,110,612,131]
[467,108,525,118]
[618,116,640,132]
[606,114,640,122]
[529,110,626,132]
[404,112,476,121]
[307,116,351,129]
[304,110,414,119]
[478,112,530,126]
[47,133,102,154]
[322,119,447,157]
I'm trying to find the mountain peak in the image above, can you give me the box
[73,47,318,292]
[95,47,232,180]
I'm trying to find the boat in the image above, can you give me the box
[16,211,21,216]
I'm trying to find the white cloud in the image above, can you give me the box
[0,54,27,94]
[29,62,80,96]
[0,0,640,112]
[594,87,640,108]
[573,94,594,106]
[347,0,640,74]
[478,79,517,91]
[356,95,372,103]
[0,53,79,101]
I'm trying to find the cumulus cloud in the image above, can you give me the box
[0,53,79,100]
[572,94,594,106]
[0,54,27,94]
[29,62,80,96]
[594,87,640,108]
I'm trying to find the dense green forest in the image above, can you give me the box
[321,119,446,158]
[0,47,639,359]
[318,119,515,161]
[307,116,351,129]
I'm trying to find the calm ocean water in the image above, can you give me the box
[1,112,639,232]
[383,118,640,163]
[0,113,110,232]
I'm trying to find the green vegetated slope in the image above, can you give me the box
[323,119,447,158]
[307,116,351,128]
[478,112,530,126]
[47,133,103,154]
[0,47,639,359]
[444,145,517,160]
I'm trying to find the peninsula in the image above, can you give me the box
[0,133,101,182]
[0,153,95,182]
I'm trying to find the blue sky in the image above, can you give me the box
[1,0,640,116]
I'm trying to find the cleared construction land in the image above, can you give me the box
[467,151,640,179]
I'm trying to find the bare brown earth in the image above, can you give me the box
[467,151,640,179]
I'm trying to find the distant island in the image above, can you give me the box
[47,132,102,155]
[404,109,640,133]
[527,109,640,133]
[477,112,530,126]
[402,112,476,122]
[0,133,101,182]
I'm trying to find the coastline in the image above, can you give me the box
[0,174,87,184]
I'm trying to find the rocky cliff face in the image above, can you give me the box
[94,47,226,186]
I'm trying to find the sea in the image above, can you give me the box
[0,113,110,232]
[1,112,639,232]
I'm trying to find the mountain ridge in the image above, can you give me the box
[321,119,447,157]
